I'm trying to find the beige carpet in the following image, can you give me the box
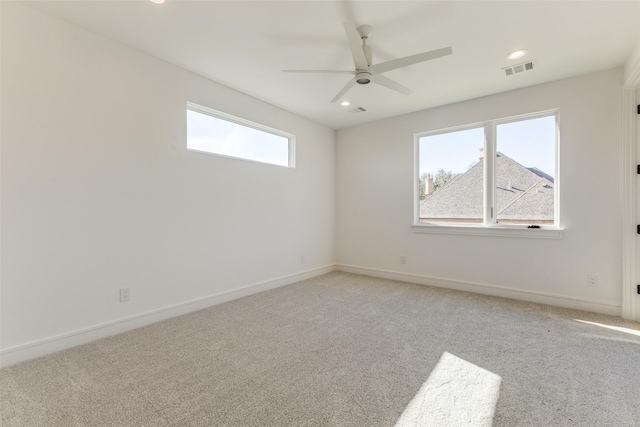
[2,272,639,426]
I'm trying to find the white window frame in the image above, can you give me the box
[412,110,563,239]
[186,102,296,168]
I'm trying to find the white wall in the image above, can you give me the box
[336,68,624,315]
[0,2,335,364]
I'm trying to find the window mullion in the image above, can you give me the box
[484,123,496,226]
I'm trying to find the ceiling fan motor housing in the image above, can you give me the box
[356,71,372,84]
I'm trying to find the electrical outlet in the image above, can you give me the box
[120,287,131,302]
[400,255,406,265]
[587,274,598,288]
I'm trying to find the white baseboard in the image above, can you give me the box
[3,264,622,367]
[0,265,336,367]
[337,264,621,317]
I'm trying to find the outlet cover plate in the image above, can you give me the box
[120,287,131,302]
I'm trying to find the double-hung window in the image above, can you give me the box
[414,111,561,237]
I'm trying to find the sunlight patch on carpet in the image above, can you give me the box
[395,352,501,427]
[574,319,640,338]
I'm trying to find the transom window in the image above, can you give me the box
[187,102,295,168]
[416,112,558,228]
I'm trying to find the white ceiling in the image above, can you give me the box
[24,0,640,129]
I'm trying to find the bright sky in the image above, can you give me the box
[187,109,290,167]
[419,115,556,177]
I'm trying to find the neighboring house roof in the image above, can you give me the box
[420,153,554,222]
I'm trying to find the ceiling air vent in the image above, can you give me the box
[503,60,536,76]
[349,107,367,114]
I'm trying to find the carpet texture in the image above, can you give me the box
[1,272,639,426]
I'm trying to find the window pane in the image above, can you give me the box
[187,108,291,167]
[495,115,555,225]
[419,127,485,223]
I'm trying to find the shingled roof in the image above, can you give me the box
[420,153,554,224]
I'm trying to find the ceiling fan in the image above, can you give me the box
[283,23,453,103]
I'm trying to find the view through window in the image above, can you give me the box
[495,115,555,224]
[187,103,294,168]
[418,113,557,226]
[418,127,485,223]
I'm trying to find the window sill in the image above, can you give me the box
[411,223,564,239]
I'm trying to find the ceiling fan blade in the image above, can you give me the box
[370,74,413,96]
[343,23,369,70]
[330,77,357,103]
[370,46,452,75]
[338,0,358,25]
[283,70,354,74]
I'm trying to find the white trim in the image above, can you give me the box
[187,147,294,169]
[415,110,560,229]
[0,265,336,367]
[186,102,296,169]
[415,122,486,140]
[621,53,640,320]
[621,49,640,321]
[337,264,620,316]
[624,51,640,90]
[621,89,637,321]
[411,223,563,239]
[186,102,295,144]
[484,122,495,226]
[413,136,421,224]
[554,113,561,226]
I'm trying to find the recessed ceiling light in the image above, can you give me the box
[506,49,528,60]
[340,101,351,107]
[150,0,165,4]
